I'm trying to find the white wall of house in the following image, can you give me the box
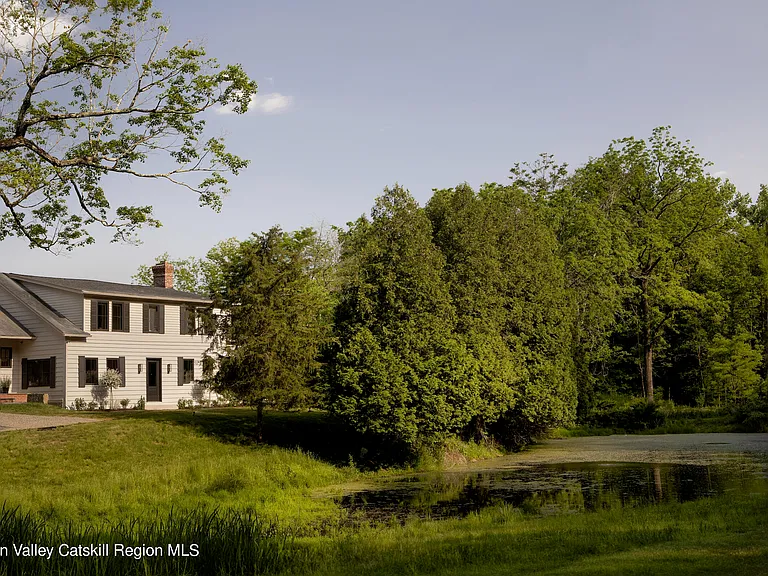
[66,299,213,409]
[0,288,67,404]
[19,282,84,329]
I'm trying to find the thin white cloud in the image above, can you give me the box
[712,170,728,179]
[215,92,293,116]
[0,2,74,52]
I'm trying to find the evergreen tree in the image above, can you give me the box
[323,185,479,451]
[426,183,577,446]
[209,227,331,439]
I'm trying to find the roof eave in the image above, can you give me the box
[82,290,213,305]
[7,275,84,295]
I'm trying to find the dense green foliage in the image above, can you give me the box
[136,126,768,455]
[321,186,476,452]
[205,228,332,437]
[0,0,256,251]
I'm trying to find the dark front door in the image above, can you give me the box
[146,358,162,402]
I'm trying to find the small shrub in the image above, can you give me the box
[87,401,97,411]
[136,396,146,410]
[99,369,123,409]
[582,395,667,432]
[734,399,768,432]
[71,397,86,411]
[178,399,193,410]
[0,376,10,393]
[120,398,130,409]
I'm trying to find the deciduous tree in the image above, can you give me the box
[0,0,256,251]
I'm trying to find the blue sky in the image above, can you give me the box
[5,0,768,282]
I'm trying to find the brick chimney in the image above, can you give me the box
[151,261,174,289]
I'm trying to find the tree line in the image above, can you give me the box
[135,127,768,453]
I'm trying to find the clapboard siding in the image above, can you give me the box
[66,299,213,408]
[0,287,66,404]
[18,282,84,329]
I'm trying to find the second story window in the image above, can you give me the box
[142,303,165,334]
[180,305,197,335]
[93,301,109,331]
[111,302,129,332]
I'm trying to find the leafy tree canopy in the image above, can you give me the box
[0,0,257,251]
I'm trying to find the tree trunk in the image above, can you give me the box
[641,281,655,403]
[256,399,264,442]
[644,342,654,403]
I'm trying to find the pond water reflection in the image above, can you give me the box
[336,462,768,522]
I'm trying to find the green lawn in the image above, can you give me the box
[0,408,362,528]
[1,406,766,575]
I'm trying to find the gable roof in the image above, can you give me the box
[8,274,213,304]
[0,274,89,338]
[0,304,35,340]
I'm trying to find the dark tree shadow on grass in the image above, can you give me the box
[108,408,373,466]
[108,408,413,469]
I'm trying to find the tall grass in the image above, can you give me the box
[289,493,768,575]
[0,505,294,576]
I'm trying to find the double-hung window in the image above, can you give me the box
[112,302,129,332]
[0,347,11,368]
[90,300,109,331]
[85,358,99,385]
[143,304,165,334]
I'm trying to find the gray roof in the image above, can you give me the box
[0,274,89,338]
[8,274,212,304]
[0,305,34,339]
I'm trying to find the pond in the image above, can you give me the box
[336,461,768,523]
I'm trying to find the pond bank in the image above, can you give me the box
[318,433,768,524]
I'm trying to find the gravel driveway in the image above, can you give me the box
[0,413,98,432]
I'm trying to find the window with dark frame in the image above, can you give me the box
[96,301,109,330]
[106,358,120,373]
[25,358,53,387]
[183,359,194,384]
[0,347,11,368]
[112,302,124,331]
[180,305,197,335]
[143,303,164,333]
[85,358,99,385]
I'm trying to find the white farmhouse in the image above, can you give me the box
[0,262,213,409]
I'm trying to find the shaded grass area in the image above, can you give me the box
[289,493,768,575]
